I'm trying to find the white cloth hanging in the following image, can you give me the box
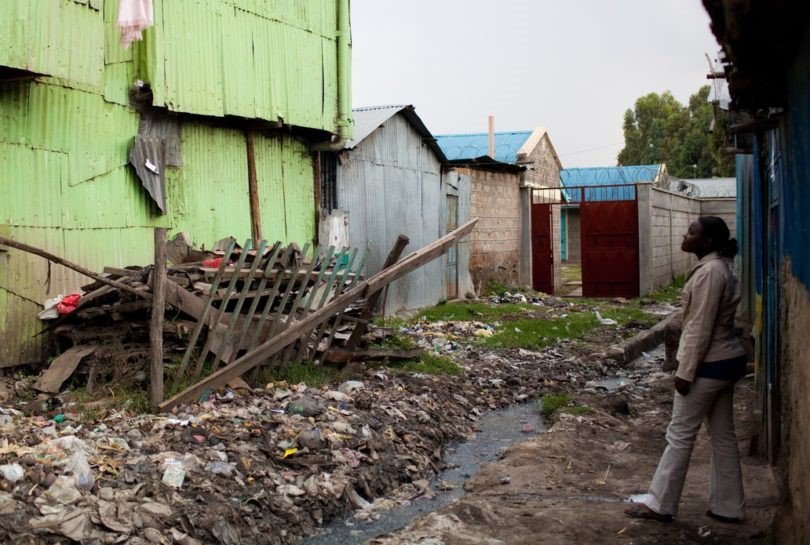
[117,0,154,48]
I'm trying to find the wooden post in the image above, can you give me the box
[344,234,409,350]
[246,131,262,242]
[150,227,168,405]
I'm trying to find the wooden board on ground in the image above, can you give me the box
[34,346,97,394]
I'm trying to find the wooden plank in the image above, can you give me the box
[34,346,97,394]
[210,241,268,367]
[159,219,477,411]
[325,347,422,364]
[0,236,152,301]
[150,228,168,405]
[194,239,253,378]
[345,235,409,350]
[172,240,237,387]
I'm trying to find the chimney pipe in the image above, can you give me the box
[488,115,495,158]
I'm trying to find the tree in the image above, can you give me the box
[617,86,734,178]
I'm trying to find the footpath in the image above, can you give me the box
[366,354,778,545]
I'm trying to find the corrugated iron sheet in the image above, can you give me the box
[336,114,447,314]
[0,0,331,365]
[144,0,339,130]
[436,131,534,164]
[0,0,104,89]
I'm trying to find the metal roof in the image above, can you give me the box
[560,165,665,202]
[346,105,447,162]
[435,131,533,164]
[560,165,664,187]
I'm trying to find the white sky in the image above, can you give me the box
[351,0,722,167]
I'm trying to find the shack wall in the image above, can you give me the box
[336,114,444,315]
[457,167,522,289]
[0,0,338,366]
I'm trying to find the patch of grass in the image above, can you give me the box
[561,264,582,284]
[481,312,598,349]
[539,393,571,415]
[539,393,592,416]
[647,276,686,303]
[562,405,593,416]
[271,363,343,388]
[372,332,417,351]
[483,280,511,297]
[392,353,462,376]
[416,302,530,323]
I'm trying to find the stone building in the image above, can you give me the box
[436,128,563,292]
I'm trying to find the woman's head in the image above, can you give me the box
[681,216,738,259]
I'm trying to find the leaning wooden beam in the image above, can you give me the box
[159,218,477,411]
[345,234,409,350]
[0,236,153,301]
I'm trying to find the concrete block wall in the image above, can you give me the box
[700,198,737,238]
[459,167,522,289]
[650,188,701,290]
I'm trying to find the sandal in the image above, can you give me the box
[624,503,673,523]
[706,510,742,524]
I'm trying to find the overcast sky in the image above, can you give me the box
[351,0,722,167]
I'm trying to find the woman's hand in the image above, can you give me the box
[674,376,691,395]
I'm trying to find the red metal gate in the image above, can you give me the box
[531,203,553,293]
[580,197,639,298]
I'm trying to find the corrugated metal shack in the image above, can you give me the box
[0,0,353,367]
[436,128,563,291]
[319,105,472,314]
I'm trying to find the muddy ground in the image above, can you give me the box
[364,357,778,545]
[0,296,777,544]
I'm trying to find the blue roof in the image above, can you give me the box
[560,165,663,202]
[435,131,533,164]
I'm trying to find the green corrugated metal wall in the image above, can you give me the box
[0,0,337,366]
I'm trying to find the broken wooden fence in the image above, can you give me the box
[159,219,477,411]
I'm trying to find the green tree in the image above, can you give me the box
[617,86,734,178]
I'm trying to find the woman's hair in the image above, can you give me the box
[698,216,738,259]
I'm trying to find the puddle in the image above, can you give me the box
[299,403,545,545]
[593,377,635,390]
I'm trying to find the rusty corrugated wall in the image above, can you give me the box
[0,0,346,366]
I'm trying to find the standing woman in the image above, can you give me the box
[625,216,747,523]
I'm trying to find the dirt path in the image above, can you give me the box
[364,367,777,545]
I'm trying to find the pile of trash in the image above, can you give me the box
[0,337,610,544]
[31,234,367,398]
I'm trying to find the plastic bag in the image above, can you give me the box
[66,452,95,491]
[0,464,24,483]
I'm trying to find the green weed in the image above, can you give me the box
[390,353,462,376]
[539,393,592,416]
[416,302,530,323]
[484,280,511,297]
[539,393,571,415]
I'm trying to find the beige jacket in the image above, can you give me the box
[675,252,746,382]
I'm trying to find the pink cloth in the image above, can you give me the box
[117,0,154,48]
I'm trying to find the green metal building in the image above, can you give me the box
[0,0,353,366]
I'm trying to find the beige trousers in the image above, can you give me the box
[646,377,745,519]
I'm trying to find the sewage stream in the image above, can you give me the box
[300,402,545,545]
